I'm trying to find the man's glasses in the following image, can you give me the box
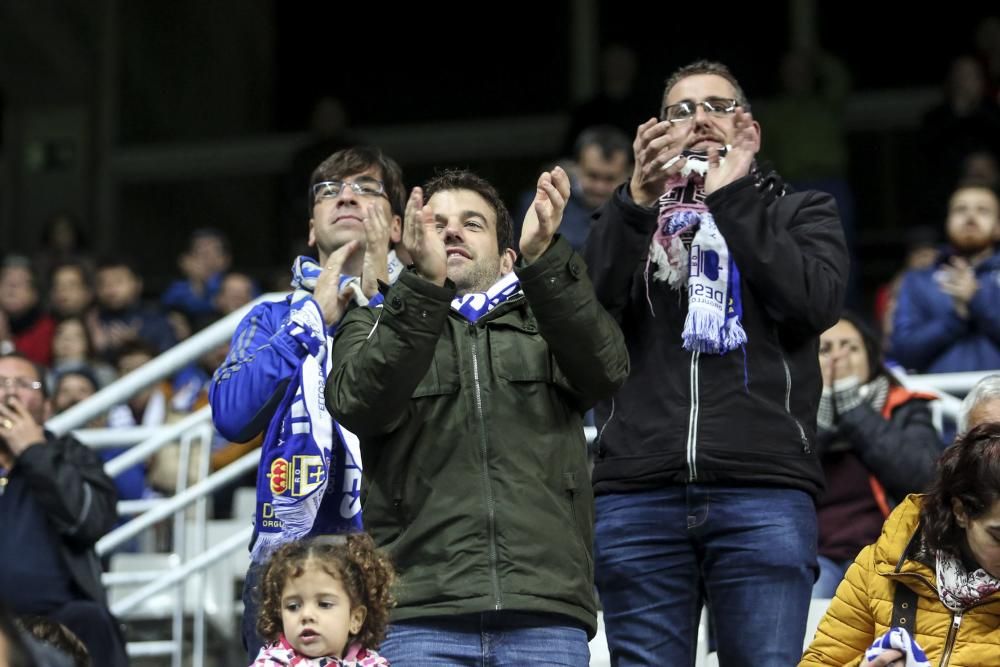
[0,377,43,391]
[312,177,387,202]
[661,97,739,123]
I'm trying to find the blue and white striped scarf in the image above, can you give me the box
[450,271,521,322]
[250,253,401,563]
[865,627,930,667]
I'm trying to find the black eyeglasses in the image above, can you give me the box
[661,97,739,123]
[312,177,387,202]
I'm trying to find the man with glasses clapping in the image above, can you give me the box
[583,60,850,665]
[209,146,408,660]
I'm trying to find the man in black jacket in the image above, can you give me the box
[0,353,127,667]
[583,60,849,665]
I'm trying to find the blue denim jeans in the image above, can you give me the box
[380,611,590,666]
[594,485,817,667]
[813,554,852,599]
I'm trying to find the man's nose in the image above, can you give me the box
[335,186,360,206]
[442,220,464,242]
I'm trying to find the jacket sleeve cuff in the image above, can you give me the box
[395,269,457,302]
[612,184,660,235]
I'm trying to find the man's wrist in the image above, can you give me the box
[411,267,446,287]
[629,182,655,208]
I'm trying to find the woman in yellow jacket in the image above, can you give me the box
[800,422,1000,667]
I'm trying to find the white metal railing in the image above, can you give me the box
[45,292,287,435]
[97,448,260,556]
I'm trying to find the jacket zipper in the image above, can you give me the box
[470,325,501,610]
[780,353,810,452]
[686,350,700,481]
[938,611,962,667]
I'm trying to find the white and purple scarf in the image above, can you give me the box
[647,161,746,355]
[251,253,401,564]
[451,271,521,323]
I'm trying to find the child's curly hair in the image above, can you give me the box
[256,533,395,650]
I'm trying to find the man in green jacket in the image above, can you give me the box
[328,167,628,665]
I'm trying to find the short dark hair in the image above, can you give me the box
[0,352,49,399]
[662,60,751,112]
[49,260,93,289]
[423,169,514,253]
[922,422,1000,556]
[0,255,37,290]
[95,255,140,277]
[113,339,158,369]
[309,146,406,219]
[573,125,632,163]
[189,227,231,256]
[53,367,100,396]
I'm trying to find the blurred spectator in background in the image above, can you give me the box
[91,257,175,359]
[517,126,631,252]
[890,183,1000,373]
[48,262,94,322]
[874,225,940,349]
[214,271,258,316]
[161,228,233,320]
[813,312,940,599]
[33,212,90,296]
[0,256,56,366]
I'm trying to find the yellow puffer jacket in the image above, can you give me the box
[800,494,1000,667]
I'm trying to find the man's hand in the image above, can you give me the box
[520,166,572,264]
[867,649,904,667]
[0,396,44,461]
[935,258,978,318]
[360,202,392,298]
[402,188,447,286]
[629,118,694,207]
[313,241,362,327]
[704,107,759,195]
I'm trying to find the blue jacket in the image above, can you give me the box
[209,288,378,559]
[890,250,1000,374]
[161,272,224,319]
[209,296,307,445]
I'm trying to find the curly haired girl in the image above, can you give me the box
[252,533,394,666]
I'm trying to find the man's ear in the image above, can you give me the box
[390,215,402,245]
[500,248,517,275]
